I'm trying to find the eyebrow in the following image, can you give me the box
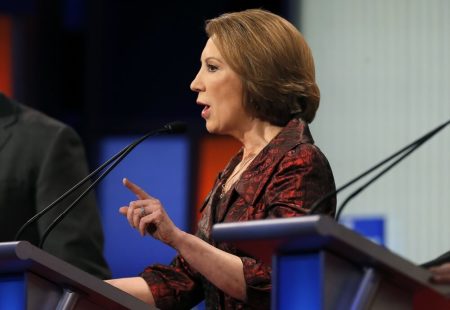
[204,56,223,63]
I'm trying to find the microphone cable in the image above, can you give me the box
[335,119,450,221]
[15,122,186,247]
[308,118,450,218]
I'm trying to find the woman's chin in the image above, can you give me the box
[205,122,217,134]
[205,121,229,136]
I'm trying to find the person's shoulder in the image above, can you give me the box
[289,142,323,159]
[13,104,81,148]
[0,94,71,136]
[19,104,70,132]
[281,140,332,173]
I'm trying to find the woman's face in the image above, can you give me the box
[190,38,249,136]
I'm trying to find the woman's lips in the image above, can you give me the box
[201,105,211,119]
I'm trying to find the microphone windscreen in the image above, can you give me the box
[164,121,187,134]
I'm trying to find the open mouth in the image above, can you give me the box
[200,104,211,118]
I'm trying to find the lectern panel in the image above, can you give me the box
[0,275,24,309]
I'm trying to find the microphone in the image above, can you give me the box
[308,118,450,219]
[164,121,187,134]
[14,121,187,247]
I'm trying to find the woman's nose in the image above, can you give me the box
[190,72,203,92]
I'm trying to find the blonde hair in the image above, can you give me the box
[205,9,320,125]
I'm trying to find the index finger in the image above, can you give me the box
[123,178,151,199]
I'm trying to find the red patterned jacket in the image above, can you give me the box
[141,118,336,309]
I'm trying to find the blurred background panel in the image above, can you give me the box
[0,15,12,96]
[98,136,190,278]
[195,136,241,222]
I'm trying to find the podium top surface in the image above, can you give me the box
[212,215,450,297]
[0,241,152,310]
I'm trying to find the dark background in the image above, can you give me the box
[1,0,290,162]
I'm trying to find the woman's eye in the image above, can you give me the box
[207,64,218,72]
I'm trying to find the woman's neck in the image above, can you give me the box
[238,121,283,159]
